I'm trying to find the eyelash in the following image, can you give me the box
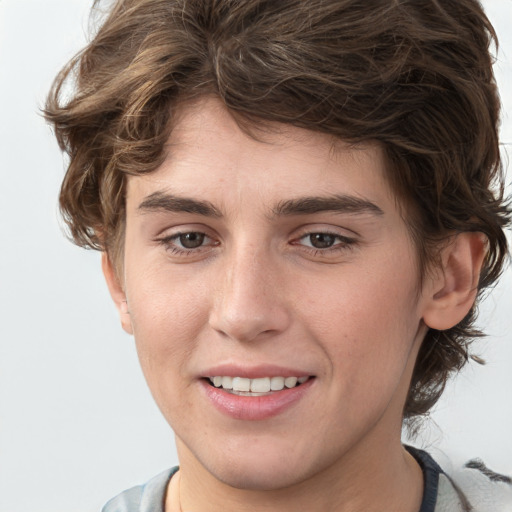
[157,232,217,256]
[293,232,356,256]
[156,230,357,258]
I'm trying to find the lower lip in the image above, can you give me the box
[200,378,314,421]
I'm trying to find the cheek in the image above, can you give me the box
[299,259,422,385]
[124,262,209,391]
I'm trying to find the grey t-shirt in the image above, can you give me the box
[100,448,497,512]
[102,467,177,512]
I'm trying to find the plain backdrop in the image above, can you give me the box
[0,1,511,511]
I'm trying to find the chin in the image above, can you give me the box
[209,459,310,491]
[191,436,329,491]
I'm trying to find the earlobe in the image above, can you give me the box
[422,232,487,331]
[101,252,134,335]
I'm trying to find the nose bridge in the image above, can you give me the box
[209,240,289,342]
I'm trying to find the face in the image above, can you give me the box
[113,97,433,490]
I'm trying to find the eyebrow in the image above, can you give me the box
[138,192,222,217]
[272,195,384,217]
[137,191,384,219]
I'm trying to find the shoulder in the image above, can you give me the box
[441,459,512,512]
[101,467,179,512]
[412,446,512,512]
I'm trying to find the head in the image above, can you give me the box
[46,0,509,430]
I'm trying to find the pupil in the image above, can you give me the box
[180,233,205,249]
[310,233,335,249]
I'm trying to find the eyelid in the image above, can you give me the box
[158,230,215,244]
[293,232,356,250]
[166,231,212,245]
[154,223,359,258]
[154,224,220,259]
[288,225,360,259]
[297,232,353,244]
[153,221,217,238]
[291,223,360,240]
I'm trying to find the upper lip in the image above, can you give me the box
[201,363,313,379]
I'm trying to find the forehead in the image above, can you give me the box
[126,97,399,216]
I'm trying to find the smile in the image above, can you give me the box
[208,376,310,395]
[202,374,315,420]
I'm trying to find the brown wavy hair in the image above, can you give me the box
[45,0,510,419]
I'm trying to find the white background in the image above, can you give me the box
[0,1,510,510]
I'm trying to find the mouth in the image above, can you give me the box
[206,375,312,396]
[201,372,315,420]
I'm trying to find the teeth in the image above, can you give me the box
[284,377,297,388]
[270,376,285,391]
[251,377,271,393]
[208,375,310,393]
[232,377,250,392]
[221,376,233,389]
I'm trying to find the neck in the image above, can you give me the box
[169,432,423,512]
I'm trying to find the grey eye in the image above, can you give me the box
[179,232,205,249]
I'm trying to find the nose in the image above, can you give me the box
[209,245,291,343]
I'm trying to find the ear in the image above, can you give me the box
[422,232,487,331]
[101,252,133,335]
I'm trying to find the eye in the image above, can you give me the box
[177,232,206,249]
[299,232,353,250]
[304,233,337,249]
[157,230,218,256]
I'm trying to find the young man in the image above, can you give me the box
[46,0,511,510]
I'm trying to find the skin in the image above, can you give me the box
[103,96,485,512]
